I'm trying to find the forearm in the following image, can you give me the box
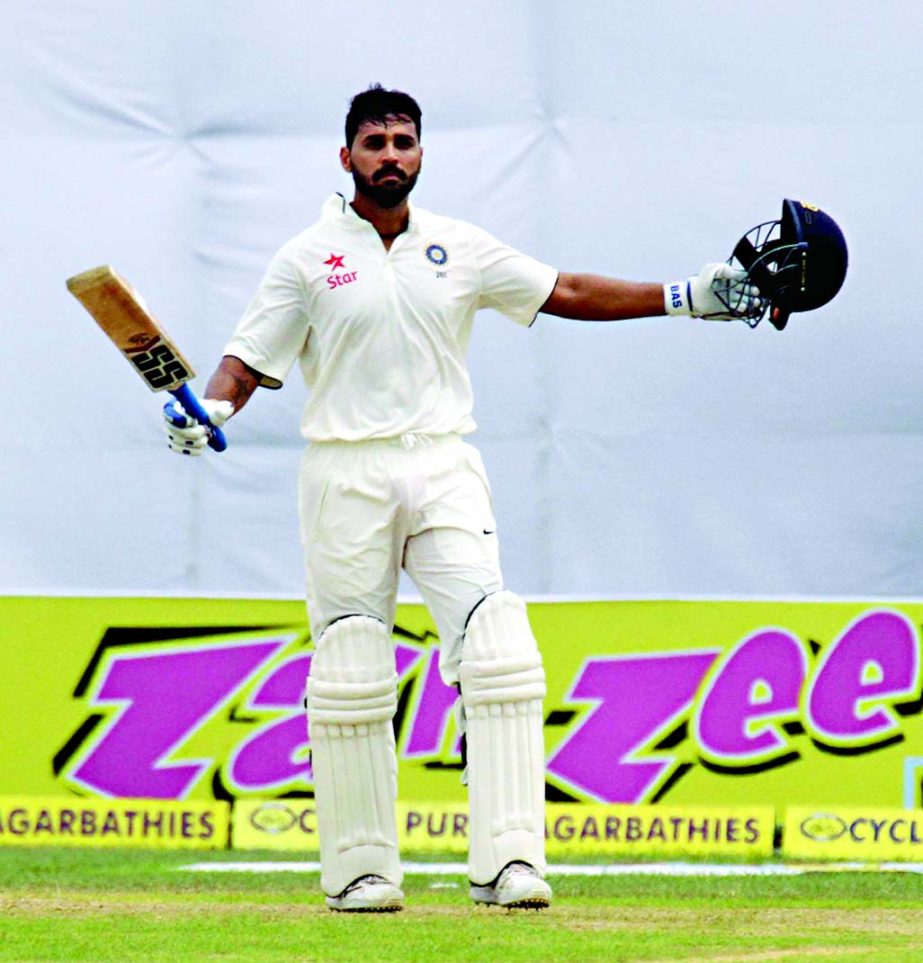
[204,355,261,413]
[540,272,666,322]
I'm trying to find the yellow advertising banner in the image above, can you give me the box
[0,796,229,849]
[543,804,774,858]
[233,799,318,851]
[398,803,775,859]
[2,596,922,818]
[783,806,923,862]
[232,799,775,858]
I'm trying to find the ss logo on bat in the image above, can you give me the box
[129,341,191,389]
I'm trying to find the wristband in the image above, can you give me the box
[663,280,691,316]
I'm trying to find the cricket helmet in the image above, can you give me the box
[723,199,848,330]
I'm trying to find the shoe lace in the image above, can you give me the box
[498,861,537,884]
[343,874,387,895]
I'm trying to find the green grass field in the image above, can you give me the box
[2,849,923,962]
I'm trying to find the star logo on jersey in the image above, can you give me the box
[323,252,359,291]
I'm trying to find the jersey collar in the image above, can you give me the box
[324,192,417,234]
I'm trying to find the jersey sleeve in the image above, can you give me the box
[222,247,309,389]
[471,226,559,326]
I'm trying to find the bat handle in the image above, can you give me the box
[170,383,228,453]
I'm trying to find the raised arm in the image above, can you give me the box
[203,355,262,413]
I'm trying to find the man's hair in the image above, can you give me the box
[345,84,422,147]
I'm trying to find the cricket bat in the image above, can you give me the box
[66,265,227,452]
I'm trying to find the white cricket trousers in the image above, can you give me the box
[298,433,503,685]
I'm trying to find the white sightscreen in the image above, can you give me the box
[3,1,922,599]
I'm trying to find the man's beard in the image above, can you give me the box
[351,165,419,209]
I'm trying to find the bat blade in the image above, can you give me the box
[66,265,227,452]
[66,265,195,393]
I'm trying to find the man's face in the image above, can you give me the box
[340,116,422,209]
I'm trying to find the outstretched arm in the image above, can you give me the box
[541,273,665,321]
[541,265,763,323]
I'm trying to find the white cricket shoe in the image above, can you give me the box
[469,861,551,910]
[325,874,404,913]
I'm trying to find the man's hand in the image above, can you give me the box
[164,398,234,456]
[664,263,764,322]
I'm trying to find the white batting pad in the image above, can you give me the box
[458,591,547,884]
[306,615,401,896]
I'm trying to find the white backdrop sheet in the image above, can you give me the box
[3,1,923,599]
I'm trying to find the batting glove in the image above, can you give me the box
[163,398,233,456]
[664,263,764,323]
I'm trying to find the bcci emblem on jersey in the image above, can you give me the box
[425,244,448,266]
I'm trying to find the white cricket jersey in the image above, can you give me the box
[224,193,558,442]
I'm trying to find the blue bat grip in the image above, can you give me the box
[170,383,228,452]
